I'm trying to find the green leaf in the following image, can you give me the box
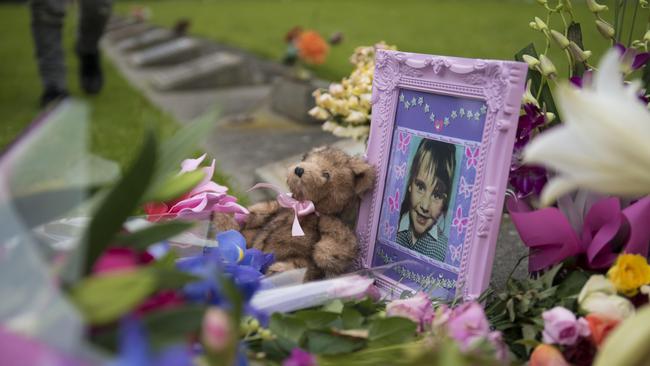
[556,269,590,299]
[142,305,206,350]
[82,132,157,274]
[322,299,344,314]
[294,310,340,329]
[514,43,558,119]
[269,313,307,344]
[540,264,563,288]
[151,267,200,290]
[341,308,364,330]
[367,317,416,347]
[261,338,293,360]
[71,269,157,325]
[146,111,217,199]
[141,170,205,203]
[304,330,366,355]
[115,221,195,250]
[567,22,586,77]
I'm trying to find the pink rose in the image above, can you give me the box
[542,306,590,346]
[386,292,434,332]
[446,302,490,349]
[202,307,232,352]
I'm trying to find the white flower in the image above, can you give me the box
[344,110,368,124]
[580,292,635,320]
[578,275,616,304]
[328,83,345,97]
[308,106,330,120]
[524,50,650,205]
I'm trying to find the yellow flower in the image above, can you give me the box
[607,254,650,296]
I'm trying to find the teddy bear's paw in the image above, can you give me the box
[267,261,298,274]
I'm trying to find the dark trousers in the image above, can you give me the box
[30,0,113,90]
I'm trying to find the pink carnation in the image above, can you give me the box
[542,306,590,346]
[386,292,434,332]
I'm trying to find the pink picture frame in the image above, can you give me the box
[356,50,527,301]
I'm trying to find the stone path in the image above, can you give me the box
[102,16,528,288]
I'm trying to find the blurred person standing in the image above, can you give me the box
[30,0,112,107]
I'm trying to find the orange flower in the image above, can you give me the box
[296,30,329,65]
[585,313,620,347]
[530,344,570,366]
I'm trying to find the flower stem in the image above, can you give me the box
[619,0,629,42]
[628,0,640,47]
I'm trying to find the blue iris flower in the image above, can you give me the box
[176,230,274,314]
[110,315,193,366]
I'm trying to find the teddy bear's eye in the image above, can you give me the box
[322,172,330,180]
[301,153,308,161]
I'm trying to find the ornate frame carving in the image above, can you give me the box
[356,50,527,300]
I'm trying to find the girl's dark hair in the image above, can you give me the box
[399,138,456,219]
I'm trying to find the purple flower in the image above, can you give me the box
[569,70,593,89]
[509,164,548,198]
[542,306,590,346]
[385,292,434,332]
[283,348,317,366]
[515,103,546,150]
[445,302,491,350]
[615,43,650,73]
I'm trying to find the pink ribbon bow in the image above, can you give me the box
[248,183,317,236]
[507,196,650,272]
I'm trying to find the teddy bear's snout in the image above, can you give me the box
[294,166,304,177]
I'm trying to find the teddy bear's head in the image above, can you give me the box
[286,146,375,215]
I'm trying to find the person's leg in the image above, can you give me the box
[30,0,69,106]
[77,0,113,94]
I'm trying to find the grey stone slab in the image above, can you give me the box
[270,76,320,123]
[106,17,139,32]
[116,28,176,52]
[129,38,201,67]
[150,52,247,91]
[106,23,152,43]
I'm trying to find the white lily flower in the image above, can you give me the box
[524,49,650,205]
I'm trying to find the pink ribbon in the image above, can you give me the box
[248,183,317,236]
[506,196,650,272]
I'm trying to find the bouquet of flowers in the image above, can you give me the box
[309,42,397,142]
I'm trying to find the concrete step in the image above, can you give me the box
[149,52,248,91]
[106,22,152,43]
[116,28,177,52]
[129,37,201,67]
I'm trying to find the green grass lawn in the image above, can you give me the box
[0,4,178,168]
[115,0,645,81]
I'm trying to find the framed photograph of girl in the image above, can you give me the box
[356,50,527,301]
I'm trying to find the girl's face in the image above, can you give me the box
[408,163,446,237]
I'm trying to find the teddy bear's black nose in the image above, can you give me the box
[294,166,304,177]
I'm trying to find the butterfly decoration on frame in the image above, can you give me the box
[458,176,473,199]
[388,189,400,213]
[397,131,412,154]
[394,162,407,178]
[452,205,469,235]
[449,244,462,263]
[465,147,479,170]
[383,220,395,238]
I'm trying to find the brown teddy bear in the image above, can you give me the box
[242,146,375,281]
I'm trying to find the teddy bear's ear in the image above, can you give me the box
[350,157,376,195]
